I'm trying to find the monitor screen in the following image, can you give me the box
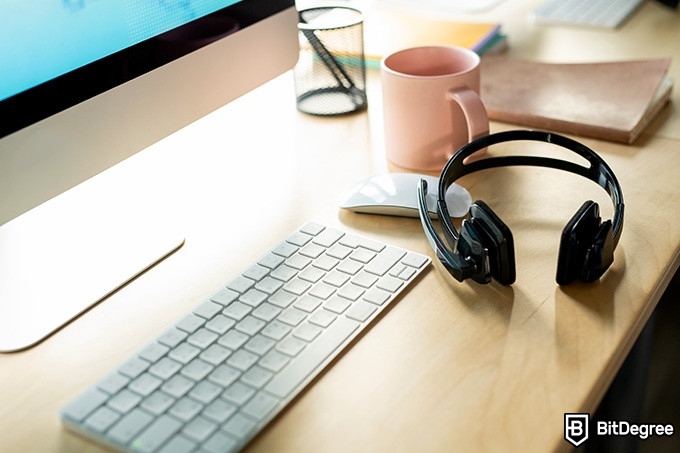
[0,0,298,352]
[1,0,292,140]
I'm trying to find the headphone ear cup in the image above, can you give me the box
[469,201,516,285]
[582,220,615,283]
[556,201,601,285]
[458,219,492,284]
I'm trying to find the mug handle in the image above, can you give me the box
[447,86,489,150]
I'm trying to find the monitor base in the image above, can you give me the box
[0,175,184,353]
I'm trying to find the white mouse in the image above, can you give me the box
[338,173,471,218]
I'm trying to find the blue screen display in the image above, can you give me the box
[0,0,241,101]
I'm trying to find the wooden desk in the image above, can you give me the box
[1,1,679,452]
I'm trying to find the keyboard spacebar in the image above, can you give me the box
[265,317,360,399]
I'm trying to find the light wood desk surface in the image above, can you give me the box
[2,1,679,452]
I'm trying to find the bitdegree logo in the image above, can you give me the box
[597,420,674,439]
[564,413,675,447]
[565,413,589,447]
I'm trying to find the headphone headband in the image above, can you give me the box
[418,130,625,285]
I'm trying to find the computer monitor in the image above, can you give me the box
[0,0,299,352]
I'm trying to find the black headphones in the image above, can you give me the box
[417,130,624,285]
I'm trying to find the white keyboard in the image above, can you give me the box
[61,222,430,453]
[532,0,645,28]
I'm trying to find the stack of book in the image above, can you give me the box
[480,56,673,144]
[362,7,506,69]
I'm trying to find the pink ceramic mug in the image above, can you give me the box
[380,46,489,171]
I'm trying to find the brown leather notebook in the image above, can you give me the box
[480,56,672,143]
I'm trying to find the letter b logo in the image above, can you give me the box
[565,413,589,447]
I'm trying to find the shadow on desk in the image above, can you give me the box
[587,270,680,453]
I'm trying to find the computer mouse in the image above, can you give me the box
[338,172,471,218]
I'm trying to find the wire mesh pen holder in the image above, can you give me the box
[294,6,367,116]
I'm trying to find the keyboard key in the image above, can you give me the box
[308,309,337,328]
[97,372,130,395]
[251,303,281,323]
[324,297,351,314]
[283,278,311,296]
[83,406,120,433]
[149,357,182,380]
[129,373,163,397]
[189,381,222,404]
[239,288,268,307]
[243,264,269,281]
[158,327,188,348]
[293,323,322,342]
[268,290,296,308]
[227,276,255,294]
[205,315,235,335]
[346,302,378,322]
[285,254,312,270]
[161,375,194,399]
[278,307,307,326]
[182,415,218,443]
[62,388,109,422]
[194,300,224,319]
[187,328,219,349]
[170,397,203,422]
[337,283,364,301]
[260,320,292,341]
[200,344,232,366]
[203,430,239,453]
[168,342,200,364]
[234,316,266,336]
[351,271,378,288]
[141,391,175,416]
[286,231,313,247]
[258,350,291,373]
[349,248,376,264]
[401,252,429,269]
[118,357,150,379]
[130,414,182,453]
[258,252,285,269]
[242,392,279,421]
[207,364,240,388]
[211,288,239,306]
[376,275,404,293]
[180,358,214,381]
[241,366,274,389]
[203,398,237,424]
[299,242,325,259]
[363,288,391,306]
[138,342,170,364]
[294,295,323,313]
[218,330,249,350]
[255,276,284,294]
[339,233,385,252]
[108,408,153,445]
[227,349,259,371]
[222,382,256,406]
[270,264,297,282]
[176,314,205,333]
[223,301,252,321]
[157,435,197,453]
[272,242,298,258]
[276,337,306,357]
[222,413,257,441]
[300,222,325,236]
[107,389,142,414]
[364,248,406,276]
